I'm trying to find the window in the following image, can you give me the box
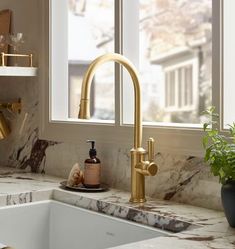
[136,0,212,126]
[164,60,198,113]
[68,1,115,121]
[40,0,222,155]
[51,0,115,122]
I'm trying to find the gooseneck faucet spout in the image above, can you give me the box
[79,53,142,148]
[78,53,158,203]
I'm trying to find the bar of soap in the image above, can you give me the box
[67,163,84,187]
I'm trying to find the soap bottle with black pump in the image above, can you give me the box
[84,140,101,188]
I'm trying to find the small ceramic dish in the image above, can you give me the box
[60,181,108,192]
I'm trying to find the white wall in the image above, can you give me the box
[0,0,40,164]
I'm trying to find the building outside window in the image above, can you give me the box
[164,62,196,111]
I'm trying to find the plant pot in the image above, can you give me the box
[221,181,235,228]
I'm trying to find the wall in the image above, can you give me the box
[0,0,222,211]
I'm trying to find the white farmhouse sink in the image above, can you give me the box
[0,201,168,249]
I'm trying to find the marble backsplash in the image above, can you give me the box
[0,76,222,211]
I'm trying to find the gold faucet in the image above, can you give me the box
[78,53,158,203]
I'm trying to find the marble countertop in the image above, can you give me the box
[0,167,234,249]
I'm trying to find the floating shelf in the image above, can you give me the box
[0,66,38,77]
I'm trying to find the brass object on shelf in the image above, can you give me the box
[78,53,158,203]
[0,98,22,114]
[0,111,10,140]
[1,52,33,67]
[0,99,22,140]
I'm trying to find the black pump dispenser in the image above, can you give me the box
[87,140,96,158]
[84,140,101,188]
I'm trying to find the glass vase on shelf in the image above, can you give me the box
[8,33,25,66]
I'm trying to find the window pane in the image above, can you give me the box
[68,0,115,121]
[223,1,235,128]
[139,0,212,125]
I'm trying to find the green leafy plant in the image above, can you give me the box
[203,106,235,184]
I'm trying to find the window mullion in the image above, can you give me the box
[121,0,139,125]
[212,0,222,131]
[115,0,122,126]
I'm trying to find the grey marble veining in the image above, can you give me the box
[0,124,222,212]
[53,189,198,233]
[0,171,234,248]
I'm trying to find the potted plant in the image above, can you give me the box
[203,107,235,227]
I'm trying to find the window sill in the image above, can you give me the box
[40,120,205,157]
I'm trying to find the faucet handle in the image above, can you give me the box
[135,161,158,176]
[134,138,157,176]
[147,162,158,176]
[147,137,155,162]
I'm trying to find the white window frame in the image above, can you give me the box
[222,0,235,130]
[39,0,222,157]
[164,58,199,112]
